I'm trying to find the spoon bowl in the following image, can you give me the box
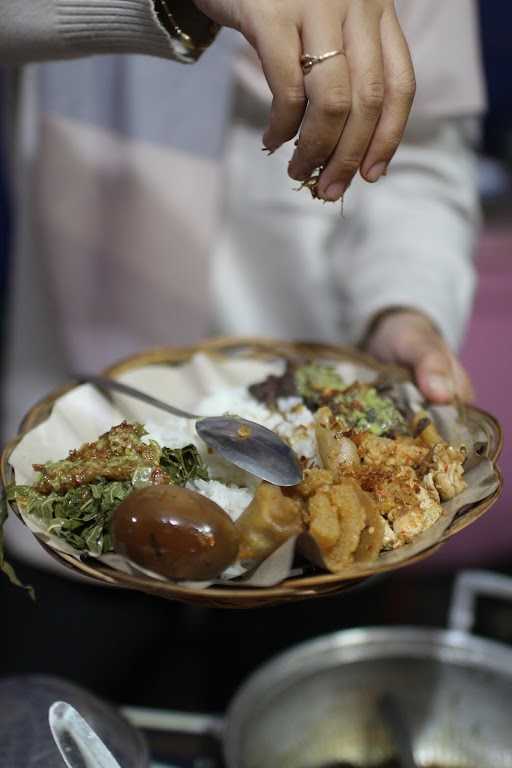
[196,416,303,486]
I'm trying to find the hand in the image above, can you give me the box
[364,310,474,404]
[193,0,415,201]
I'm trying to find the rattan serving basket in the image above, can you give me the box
[1,338,503,608]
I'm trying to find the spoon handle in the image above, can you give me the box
[74,374,199,421]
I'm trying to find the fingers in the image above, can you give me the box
[230,0,414,194]
[256,23,307,151]
[287,8,350,183]
[316,1,385,200]
[360,4,416,182]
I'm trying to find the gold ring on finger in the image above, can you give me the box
[300,49,345,75]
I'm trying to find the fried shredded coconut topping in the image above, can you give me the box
[33,422,163,494]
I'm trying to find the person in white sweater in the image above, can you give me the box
[0,2,484,574]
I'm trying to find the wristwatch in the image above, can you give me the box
[154,0,220,62]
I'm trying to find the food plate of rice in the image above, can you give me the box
[1,338,503,607]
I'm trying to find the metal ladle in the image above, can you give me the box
[75,375,303,487]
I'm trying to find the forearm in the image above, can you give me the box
[336,116,481,351]
[0,0,218,64]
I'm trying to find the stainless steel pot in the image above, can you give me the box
[124,570,512,768]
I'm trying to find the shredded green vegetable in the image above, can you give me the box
[160,444,209,486]
[10,481,133,555]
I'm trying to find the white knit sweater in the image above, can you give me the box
[0,0,181,63]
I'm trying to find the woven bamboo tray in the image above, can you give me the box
[1,337,503,608]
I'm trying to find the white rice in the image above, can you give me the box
[197,386,282,431]
[144,418,199,453]
[189,478,254,522]
[275,396,318,466]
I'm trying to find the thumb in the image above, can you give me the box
[365,310,474,404]
[414,348,457,403]
[415,348,474,404]
[389,327,456,403]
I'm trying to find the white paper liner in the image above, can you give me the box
[7,352,501,589]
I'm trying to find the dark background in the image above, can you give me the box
[2,561,512,714]
[479,3,512,165]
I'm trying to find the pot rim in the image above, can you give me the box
[224,624,512,765]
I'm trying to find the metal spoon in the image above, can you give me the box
[75,374,303,487]
[49,701,122,768]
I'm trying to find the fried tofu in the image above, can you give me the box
[419,443,467,501]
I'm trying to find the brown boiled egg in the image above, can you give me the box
[112,485,240,581]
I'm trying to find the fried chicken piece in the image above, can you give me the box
[353,432,429,471]
[418,443,467,501]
